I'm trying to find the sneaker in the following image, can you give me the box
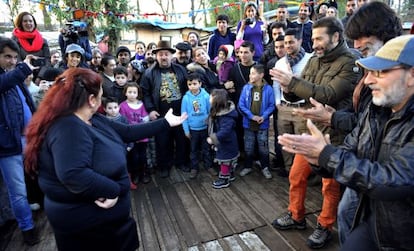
[29,203,41,211]
[212,177,230,189]
[239,167,253,177]
[306,223,332,249]
[262,167,273,179]
[22,228,40,246]
[219,172,236,182]
[130,182,137,190]
[254,160,262,168]
[141,174,151,184]
[189,169,198,179]
[272,212,307,230]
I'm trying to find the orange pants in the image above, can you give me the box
[287,154,341,230]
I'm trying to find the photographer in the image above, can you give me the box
[236,1,268,62]
[58,21,92,62]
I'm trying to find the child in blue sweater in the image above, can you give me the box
[181,73,214,179]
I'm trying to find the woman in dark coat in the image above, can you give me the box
[24,68,187,250]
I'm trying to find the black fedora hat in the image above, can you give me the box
[152,40,176,54]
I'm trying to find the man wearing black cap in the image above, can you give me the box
[140,40,189,178]
[116,46,131,67]
[173,42,192,67]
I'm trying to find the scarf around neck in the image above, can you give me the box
[13,28,44,52]
[287,47,305,67]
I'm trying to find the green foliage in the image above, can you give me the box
[207,0,242,27]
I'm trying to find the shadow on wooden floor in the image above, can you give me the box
[1,164,340,251]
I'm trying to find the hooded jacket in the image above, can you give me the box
[208,101,239,161]
[208,28,236,59]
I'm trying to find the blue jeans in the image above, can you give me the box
[338,187,359,245]
[244,128,269,169]
[0,152,34,231]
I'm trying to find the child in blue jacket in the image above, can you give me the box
[238,64,275,179]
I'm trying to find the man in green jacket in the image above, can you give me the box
[270,17,361,248]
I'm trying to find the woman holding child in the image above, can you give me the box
[186,47,220,92]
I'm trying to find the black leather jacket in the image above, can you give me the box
[140,62,187,113]
[316,96,414,250]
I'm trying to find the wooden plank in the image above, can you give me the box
[162,184,200,247]
[254,225,293,251]
[238,231,271,251]
[174,182,218,243]
[199,180,263,234]
[203,240,224,251]
[147,187,181,250]
[132,189,160,251]
[187,181,233,237]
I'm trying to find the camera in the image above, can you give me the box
[62,21,88,40]
[31,58,47,67]
[245,18,254,25]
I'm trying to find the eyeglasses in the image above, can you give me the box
[367,66,407,78]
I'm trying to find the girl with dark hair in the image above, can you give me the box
[24,68,187,251]
[207,89,239,189]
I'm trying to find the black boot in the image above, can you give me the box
[212,175,230,189]
[22,228,40,246]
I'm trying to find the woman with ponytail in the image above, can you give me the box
[24,68,187,250]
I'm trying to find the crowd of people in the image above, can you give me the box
[1,0,414,250]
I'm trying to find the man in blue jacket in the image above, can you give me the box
[0,37,39,245]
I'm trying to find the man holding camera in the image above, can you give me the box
[58,21,92,62]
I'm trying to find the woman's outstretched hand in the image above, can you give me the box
[164,108,188,127]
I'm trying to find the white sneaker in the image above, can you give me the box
[254,160,262,167]
[262,167,273,179]
[30,203,41,211]
[240,168,253,177]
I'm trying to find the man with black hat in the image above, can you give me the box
[116,46,131,67]
[140,40,189,178]
[173,42,192,68]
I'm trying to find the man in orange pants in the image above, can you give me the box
[269,16,361,249]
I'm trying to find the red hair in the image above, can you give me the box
[24,68,102,174]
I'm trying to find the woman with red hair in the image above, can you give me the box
[24,68,187,250]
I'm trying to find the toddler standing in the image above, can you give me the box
[213,45,236,85]
[119,83,150,186]
[207,89,239,189]
[181,73,214,179]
